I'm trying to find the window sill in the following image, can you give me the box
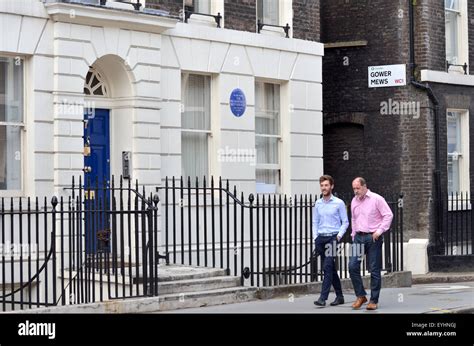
[186,14,219,28]
[420,69,474,86]
[0,191,25,199]
[258,25,288,38]
[44,1,177,34]
[256,182,279,194]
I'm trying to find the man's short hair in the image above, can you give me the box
[354,177,367,186]
[319,175,334,185]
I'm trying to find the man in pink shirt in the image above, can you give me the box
[349,177,393,310]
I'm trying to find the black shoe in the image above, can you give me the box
[314,298,326,306]
[330,296,345,306]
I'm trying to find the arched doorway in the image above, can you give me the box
[83,67,111,190]
[83,55,135,186]
[82,55,134,252]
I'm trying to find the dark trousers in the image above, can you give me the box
[315,235,343,300]
[349,233,383,303]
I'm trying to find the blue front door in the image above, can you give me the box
[84,108,110,253]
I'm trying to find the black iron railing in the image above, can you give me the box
[157,177,404,288]
[446,61,469,75]
[1,175,404,311]
[184,9,222,28]
[0,176,160,312]
[257,19,291,38]
[57,0,142,11]
[436,192,473,256]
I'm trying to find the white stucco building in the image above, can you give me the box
[0,0,324,199]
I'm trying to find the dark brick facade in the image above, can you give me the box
[292,0,320,42]
[223,0,256,33]
[320,0,409,204]
[146,0,182,17]
[432,84,474,200]
[146,0,321,40]
[324,122,366,196]
[320,0,474,242]
[413,0,446,74]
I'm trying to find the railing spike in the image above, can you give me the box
[249,193,254,204]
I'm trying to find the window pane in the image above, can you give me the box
[447,155,460,194]
[182,74,210,131]
[445,0,458,11]
[185,0,210,14]
[0,57,23,123]
[257,0,279,25]
[195,0,210,14]
[447,111,462,194]
[0,125,21,190]
[255,81,280,192]
[181,73,211,179]
[256,136,279,164]
[255,82,280,135]
[447,112,461,154]
[182,132,208,179]
[445,10,459,64]
[256,169,279,194]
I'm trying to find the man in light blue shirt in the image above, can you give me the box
[312,175,349,307]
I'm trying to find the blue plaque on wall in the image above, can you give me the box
[229,88,246,117]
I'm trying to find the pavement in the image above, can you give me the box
[164,281,474,314]
[412,271,474,284]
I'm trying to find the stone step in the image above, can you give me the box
[63,265,230,286]
[158,275,241,295]
[157,286,257,311]
[154,265,229,282]
[131,265,230,283]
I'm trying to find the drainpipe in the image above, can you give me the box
[408,0,443,254]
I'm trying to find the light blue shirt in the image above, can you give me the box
[312,195,349,239]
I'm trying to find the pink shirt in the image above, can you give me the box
[350,190,394,239]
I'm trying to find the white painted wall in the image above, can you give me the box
[1,1,323,198]
[403,239,429,275]
[0,2,324,305]
[161,22,324,196]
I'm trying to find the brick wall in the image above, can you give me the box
[320,0,441,240]
[320,0,407,197]
[413,0,446,73]
[223,0,256,33]
[293,0,320,41]
[431,84,474,198]
[146,0,182,17]
[323,123,365,196]
[147,0,322,39]
[321,0,474,241]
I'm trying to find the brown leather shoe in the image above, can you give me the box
[352,296,368,309]
[366,301,378,310]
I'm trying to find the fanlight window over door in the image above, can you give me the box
[84,68,109,96]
